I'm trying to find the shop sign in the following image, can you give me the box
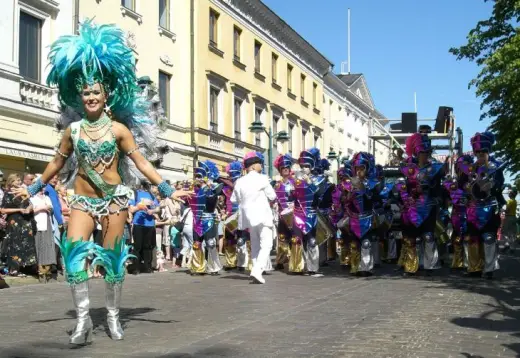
[0,147,53,162]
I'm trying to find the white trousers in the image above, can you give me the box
[249,224,273,277]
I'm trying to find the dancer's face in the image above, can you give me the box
[82,83,106,119]
[418,152,429,165]
[280,167,290,177]
[355,165,366,179]
[476,150,489,165]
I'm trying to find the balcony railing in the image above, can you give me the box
[208,135,222,150]
[20,79,58,111]
[234,143,245,156]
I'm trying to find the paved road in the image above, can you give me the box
[1,255,519,358]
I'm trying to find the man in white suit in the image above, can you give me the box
[231,152,276,284]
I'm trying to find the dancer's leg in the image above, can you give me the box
[98,209,132,340]
[61,209,96,345]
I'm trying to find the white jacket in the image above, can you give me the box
[231,171,276,229]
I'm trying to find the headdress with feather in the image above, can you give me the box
[49,19,169,187]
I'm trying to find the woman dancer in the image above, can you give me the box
[13,20,191,345]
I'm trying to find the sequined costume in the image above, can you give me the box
[332,161,354,267]
[289,148,326,274]
[273,154,295,270]
[221,161,242,270]
[443,155,472,269]
[27,19,171,345]
[396,133,445,274]
[459,132,504,277]
[374,165,396,264]
[338,152,380,274]
[187,161,223,275]
[315,158,336,265]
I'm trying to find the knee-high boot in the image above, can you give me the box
[55,235,94,345]
[94,237,135,340]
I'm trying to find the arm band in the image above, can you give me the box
[27,178,45,197]
[158,181,174,198]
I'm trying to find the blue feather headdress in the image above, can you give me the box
[195,160,220,181]
[298,147,321,169]
[50,19,170,188]
[225,161,243,181]
[47,18,137,116]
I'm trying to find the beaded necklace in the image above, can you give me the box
[78,115,118,175]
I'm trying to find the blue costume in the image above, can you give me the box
[459,132,504,277]
[187,160,223,275]
[221,161,242,270]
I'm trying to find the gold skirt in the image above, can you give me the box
[288,238,305,272]
[465,236,484,273]
[223,238,237,268]
[339,240,351,266]
[275,234,290,265]
[349,240,360,274]
[451,236,464,269]
[401,237,418,273]
[247,240,253,271]
[190,242,206,274]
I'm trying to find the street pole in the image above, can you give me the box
[267,127,273,178]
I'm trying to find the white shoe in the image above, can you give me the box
[250,272,265,284]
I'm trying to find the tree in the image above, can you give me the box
[450,0,520,175]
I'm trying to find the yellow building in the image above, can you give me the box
[192,0,333,171]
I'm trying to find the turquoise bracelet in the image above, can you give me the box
[27,178,45,197]
[158,181,174,198]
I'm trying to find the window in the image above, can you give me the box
[302,129,307,150]
[313,83,317,107]
[300,74,306,99]
[121,0,135,10]
[209,9,219,46]
[19,12,42,82]
[255,107,262,146]
[234,98,242,140]
[159,0,170,29]
[254,41,262,73]
[159,71,171,119]
[209,87,219,132]
[272,114,279,136]
[287,65,293,92]
[288,123,294,154]
[233,26,241,61]
[271,53,278,83]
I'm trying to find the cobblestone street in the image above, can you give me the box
[1,254,519,358]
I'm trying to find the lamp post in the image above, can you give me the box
[326,150,343,167]
[249,120,290,177]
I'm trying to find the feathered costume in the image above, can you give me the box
[37,19,168,344]
[187,160,223,275]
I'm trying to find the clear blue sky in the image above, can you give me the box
[263,0,493,154]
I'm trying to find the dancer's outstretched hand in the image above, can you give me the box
[11,187,29,200]
[172,190,194,203]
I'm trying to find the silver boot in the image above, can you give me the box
[105,281,124,340]
[69,281,93,345]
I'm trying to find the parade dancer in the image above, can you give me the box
[397,133,445,276]
[339,152,380,276]
[443,156,472,270]
[220,161,242,270]
[315,159,336,265]
[12,19,191,345]
[188,161,223,276]
[333,161,353,268]
[231,152,276,284]
[272,154,295,270]
[374,165,395,265]
[289,148,325,275]
[460,132,505,278]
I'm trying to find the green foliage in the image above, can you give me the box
[450,0,520,174]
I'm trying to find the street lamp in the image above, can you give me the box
[249,119,289,177]
[327,150,343,166]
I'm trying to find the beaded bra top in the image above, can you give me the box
[71,117,121,196]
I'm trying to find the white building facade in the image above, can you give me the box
[0,0,74,177]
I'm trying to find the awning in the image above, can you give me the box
[0,140,54,162]
[157,168,189,183]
